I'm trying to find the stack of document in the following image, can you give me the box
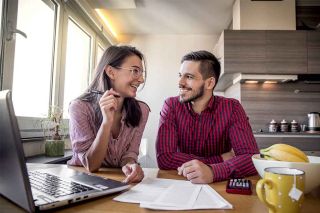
[113,177,233,210]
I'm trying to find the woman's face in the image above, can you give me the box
[110,55,145,98]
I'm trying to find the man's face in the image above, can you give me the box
[178,60,205,103]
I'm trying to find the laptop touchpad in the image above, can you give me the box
[70,173,126,189]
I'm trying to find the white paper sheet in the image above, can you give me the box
[113,178,184,203]
[113,177,233,210]
[193,185,233,209]
[140,185,232,210]
[150,182,201,208]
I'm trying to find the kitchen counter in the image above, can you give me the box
[253,132,320,156]
[253,132,320,138]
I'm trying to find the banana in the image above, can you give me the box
[268,149,307,162]
[260,143,309,163]
[269,144,309,162]
[260,154,277,161]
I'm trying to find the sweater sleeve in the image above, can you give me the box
[210,100,259,182]
[68,100,96,167]
[156,98,223,169]
[120,102,150,166]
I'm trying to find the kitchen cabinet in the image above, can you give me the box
[307,31,320,74]
[224,30,266,74]
[214,30,309,91]
[215,30,308,75]
[266,31,307,74]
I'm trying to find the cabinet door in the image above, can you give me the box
[307,31,320,74]
[266,31,307,74]
[224,30,266,74]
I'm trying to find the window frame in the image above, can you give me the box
[1,0,111,140]
[59,7,95,113]
[92,40,108,81]
[0,0,4,84]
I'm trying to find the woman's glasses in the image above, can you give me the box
[115,66,145,79]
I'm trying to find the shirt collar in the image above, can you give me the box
[206,96,215,111]
[186,95,215,113]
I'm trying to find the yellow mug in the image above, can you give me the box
[256,167,305,213]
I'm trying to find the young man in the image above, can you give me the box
[156,50,259,184]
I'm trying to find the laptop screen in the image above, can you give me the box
[0,90,35,212]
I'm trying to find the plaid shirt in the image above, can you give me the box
[156,95,259,182]
[68,99,149,168]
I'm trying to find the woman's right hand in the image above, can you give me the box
[122,163,144,183]
[99,88,120,124]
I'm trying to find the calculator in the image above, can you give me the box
[226,178,252,195]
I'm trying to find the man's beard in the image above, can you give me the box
[179,84,204,103]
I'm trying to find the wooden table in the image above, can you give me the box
[1,164,320,213]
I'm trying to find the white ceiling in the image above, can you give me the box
[85,0,235,35]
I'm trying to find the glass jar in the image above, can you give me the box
[291,120,299,132]
[280,119,289,132]
[269,119,278,132]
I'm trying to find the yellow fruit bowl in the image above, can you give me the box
[252,154,320,193]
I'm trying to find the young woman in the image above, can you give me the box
[68,45,149,183]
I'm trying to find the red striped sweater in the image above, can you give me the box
[156,95,259,182]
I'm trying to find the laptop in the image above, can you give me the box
[0,90,129,212]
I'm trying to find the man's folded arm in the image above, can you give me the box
[156,148,223,170]
[209,154,257,182]
[209,101,259,182]
[156,98,224,169]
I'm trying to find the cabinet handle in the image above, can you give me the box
[6,20,27,41]
[294,90,320,94]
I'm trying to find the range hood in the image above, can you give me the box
[233,74,298,84]
[298,74,320,84]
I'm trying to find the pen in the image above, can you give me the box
[90,89,120,98]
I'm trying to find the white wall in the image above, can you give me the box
[121,34,218,167]
[232,0,240,30]
[233,0,296,30]
[224,82,241,101]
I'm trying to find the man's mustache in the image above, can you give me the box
[178,86,192,90]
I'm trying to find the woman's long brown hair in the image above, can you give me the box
[77,45,147,128]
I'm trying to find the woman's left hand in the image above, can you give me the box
[122,163,144,184]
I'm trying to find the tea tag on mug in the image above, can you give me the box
[289,172,303,201]
[289,187,303,201]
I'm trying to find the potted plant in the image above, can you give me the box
[41,105,66,157]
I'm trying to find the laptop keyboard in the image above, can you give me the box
[29,171,95,198]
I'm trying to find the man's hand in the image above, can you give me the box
[122,163,144,184]
[177,160,213,184]
[221,149,235,161]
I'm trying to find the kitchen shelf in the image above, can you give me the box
[253,132,320,138]
[254,133,320,156]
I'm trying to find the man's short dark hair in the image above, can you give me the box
[181,50,221,84]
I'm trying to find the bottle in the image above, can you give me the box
[290,120,299,132]
[280,119,289,132]
[269,119,278,132]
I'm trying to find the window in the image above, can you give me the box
[0,0,4,88]
[90,43,105,80]
[63,18,92,117]
[12,0,57,117]
[87,40,107,82]
[1,0,111,139]
[0,0,3,37]
[96,43,104,67]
